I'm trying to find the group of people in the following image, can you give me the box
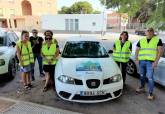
[113,28,163,100]
[16,27,163,100]
[16,29,59,92]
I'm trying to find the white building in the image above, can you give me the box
[41,14,107,34]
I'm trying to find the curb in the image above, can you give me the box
[0,96,82,114]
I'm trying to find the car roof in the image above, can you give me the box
[65,36,101,42]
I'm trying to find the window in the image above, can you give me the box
[47,2,51,7]
[10,9,15,16]
[14,19,17,28]
[62,41,109,58]
[65,19,69,31]
[0,9,3,16]
[75,19,79,31]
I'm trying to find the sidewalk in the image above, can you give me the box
[0,97,82,114]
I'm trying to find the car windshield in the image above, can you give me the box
[0,37,4,46]
[62,41,109,58]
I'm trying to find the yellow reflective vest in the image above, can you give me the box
[139,36,159,61]
[42,42,57,65]
[113,40,131,62]
[17,41,34,66]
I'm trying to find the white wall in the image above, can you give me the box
[41,14,106,32]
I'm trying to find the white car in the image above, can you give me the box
[55,36,123,103]
[0,29,18,78]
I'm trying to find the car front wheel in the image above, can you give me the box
[126,59,137,76]
[8,59,16,78]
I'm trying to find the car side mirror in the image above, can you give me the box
[11,42,16,47]
[108,50,113,54]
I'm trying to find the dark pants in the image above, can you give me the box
[43,65,55,87]
[116,61,127,84]
[31,53,44,80]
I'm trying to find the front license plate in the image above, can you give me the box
[80,90,106,96]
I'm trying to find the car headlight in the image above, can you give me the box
[58,75,75,84]
[111,74,122,82]
[104,74,122,84]
[0,59,5,66]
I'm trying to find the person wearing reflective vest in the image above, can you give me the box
[135,28,163,100]
[41,30,59,92]
[16,30,34,90]
[113,31,132,85]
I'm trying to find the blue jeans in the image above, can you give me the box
[139,60,154,94]
[31,53,44,79]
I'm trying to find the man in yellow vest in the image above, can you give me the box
[113,31,132,85]
[135,28,163,100]
[41,30,59,92]
[16,30,34,90]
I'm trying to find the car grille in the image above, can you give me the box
[72,93,112,100]
[86,79,100,89]
[75,79,83,85]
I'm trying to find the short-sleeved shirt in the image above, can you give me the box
[30,36,43,54]
[113,40,132,50]
[136,38,163,47]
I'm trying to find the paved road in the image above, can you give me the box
[0,71,165,114]
[0,33,165,114]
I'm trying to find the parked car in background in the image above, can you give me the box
[135,29,159,36]
[55,36,123,103]
[126,40,165,86]
[135,29,146,36]
[0,28,19,78]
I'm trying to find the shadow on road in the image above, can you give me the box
[0,76,14,87]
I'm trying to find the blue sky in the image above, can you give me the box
[57,0,104,11]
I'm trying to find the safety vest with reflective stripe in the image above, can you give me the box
[42,42,57,65]
[139,36,159,61]
[17,41,34,66]
[113,40,131,62]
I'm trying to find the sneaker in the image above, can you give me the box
[136,86,145,93]
[28,84,33,88]
[43,87,48,92]
[147,93,154,100]
[24,85,30,90]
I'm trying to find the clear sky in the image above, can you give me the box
[57,0,104,11]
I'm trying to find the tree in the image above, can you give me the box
[58,6,71,14]
[100,0,165,30]
[93,10,101,14]
[58,1,94,14]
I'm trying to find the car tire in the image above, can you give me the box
[126,59,137,76]
[8,59,16,78]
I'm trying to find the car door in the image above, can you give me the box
[154,43,165,86]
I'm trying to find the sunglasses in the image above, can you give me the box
[45,38,52,40]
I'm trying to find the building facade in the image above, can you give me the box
[41,14,107,34]
[0,0,57,31]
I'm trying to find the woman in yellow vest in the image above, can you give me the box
[113,31,132,85]
[16,30,34,90]
[41,30,59,92]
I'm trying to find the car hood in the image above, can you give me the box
[58,57,120,79]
